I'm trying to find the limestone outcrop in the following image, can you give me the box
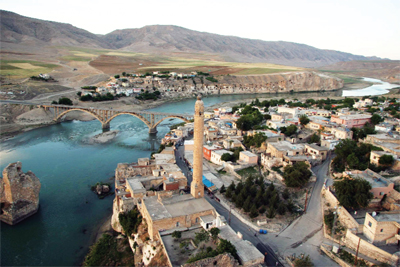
[0,162,41,225]
[149,71,343,99]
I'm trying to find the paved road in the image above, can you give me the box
[204,194,283,266]
[257,155,337,266]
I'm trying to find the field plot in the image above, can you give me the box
[0,60,59,78]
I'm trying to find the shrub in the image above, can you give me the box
[119,207,142,237]
[172,231,182,240]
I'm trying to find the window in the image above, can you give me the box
[368,221,372,227]
[380,192,384,196]
[176,222,180,227]
[195,217,199,223]
[380,229,383,232]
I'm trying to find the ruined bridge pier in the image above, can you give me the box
[41,105,192,134]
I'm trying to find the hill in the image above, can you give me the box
[0,10,384,68]
[0,10,109,49]
[103,25,380,67]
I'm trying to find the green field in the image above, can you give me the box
[0,60,59,78]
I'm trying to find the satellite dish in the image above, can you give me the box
[372,211,377,217]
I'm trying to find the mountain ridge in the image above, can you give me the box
[0,10,385,67]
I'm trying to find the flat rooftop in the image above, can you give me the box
[373,212,400,223]
[213,149,232,156]
[269,141,304,151]
[306,143,329,151]
[346,170,392,188]
[218,225,264,264]
[240,151,257,157]
[144,194,215,221]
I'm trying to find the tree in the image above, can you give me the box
[51,100,58,104]
[333,177,373,209]
[172,230,182,240]
[266,206,276,218]
[310,133,320,144]
[249,204,259,218]
[283,162,312,188]
[243,196,252,212]
[277,202,287,215]
[58,97,73,106]
[346,153,359,169]
[195,229,209,244]
[114,75,120,79]
[299,114,310,126]
[379,154,394,166]
[209,227,220,242]
[371,114,383,125]
[282,125,297,137]
[294,255,314,267]
[221,153,234,162]
[282,188,290,200]
[220,184,226,193]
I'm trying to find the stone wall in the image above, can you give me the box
[344,229,399,265]
[182,253,239,267]
[321,187,362,233]
[0,162,41,225]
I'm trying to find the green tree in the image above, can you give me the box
[370,114,383,125]
[299,114,310,126]
[221,153,234,162]
[51,100,58,104]
[209,227,220,242]
[266,206,276,218]
[283,162,312,188]
[333,177,373,209]
[294,255,314,267]
[277,202,287,215]
[118,207,142,237]
[282,188,290,200]
[194,229,209,244]
[58,97,73,105]
[282,124,297,137]
[172,230,182,240]
[379,154,394,166]
[310,133,320,143]
[243,196,252,212]
[346,153,359,169]
[220,184,226,193]
[114,75,120,79]
[249,204,259,218]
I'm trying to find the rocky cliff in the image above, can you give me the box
[0,162,41,225]
[153,71,343,99]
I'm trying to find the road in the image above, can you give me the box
[256,155,337,266]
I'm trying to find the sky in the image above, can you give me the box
[1,0,399,60]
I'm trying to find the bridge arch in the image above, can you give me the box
[55,108,104,124]
[153,115,191,128]
[104,112,152,129]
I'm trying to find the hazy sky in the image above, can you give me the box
[1,0,399,59]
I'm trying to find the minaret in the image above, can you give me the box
[191,95,204,198]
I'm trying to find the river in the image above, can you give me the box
[342,77,399,97]
[0,79,396,266]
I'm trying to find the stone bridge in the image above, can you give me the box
[40,105,193,134]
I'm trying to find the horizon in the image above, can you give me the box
[1,0,399,60]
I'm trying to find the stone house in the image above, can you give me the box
[330,114,372,128]
[205,127,219,141]
[266,141,304,159]
[363,211,400,245]
[239,151,258,165]
[223,138,242,150]
[304,144,329,160]
[344,169,394,199]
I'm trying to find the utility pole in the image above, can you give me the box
[354,237,361,266]
[304,189,309,213]
[229,205,231,225]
